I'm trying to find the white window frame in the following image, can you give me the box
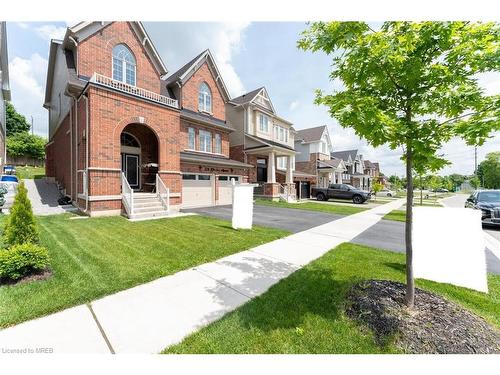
[259,113,269,133]
[112,44,136,86]
[198,82,212,113]
[214,133,222,154]
[199,130,212,153]
[187,127,195,150]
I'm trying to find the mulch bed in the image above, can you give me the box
[0,269,52,286]
[346,280,500,354]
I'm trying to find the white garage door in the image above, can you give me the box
[182,174,214,208]
[217,176,240,206]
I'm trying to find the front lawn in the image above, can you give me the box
[14,166,45,180]
[164,243,499,354]
[0,214,288,328]
[256,199,367,216]
[383,210,406,222]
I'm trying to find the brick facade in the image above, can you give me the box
[46,22,251,216]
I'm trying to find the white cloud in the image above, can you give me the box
[15,22,29,29]
[35,24,66,41]
[144,22,249,97]
[289,100,299,111]
[8,54,48,137]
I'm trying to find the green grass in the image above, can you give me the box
[14,166,45,180]
[164,243,500,354]
[383,210,407,222]
[0,214,288,328]
[256,199,367,216]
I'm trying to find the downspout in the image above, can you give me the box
[74,97,78,205]
[69,105,73,199]
[84,94,89,213]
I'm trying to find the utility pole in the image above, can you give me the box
[474,146,477,175]
[31,116,34,135]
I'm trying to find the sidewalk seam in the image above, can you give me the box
[86,303,115,354]
[193,268,253,300]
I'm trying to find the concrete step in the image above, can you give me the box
[133,206,165,214]
[128,210,170,220]
[133,201,164,208]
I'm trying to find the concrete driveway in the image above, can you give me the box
[183,204,344,233]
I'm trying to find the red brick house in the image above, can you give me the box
[44,22,251,218]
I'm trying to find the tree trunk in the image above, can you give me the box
[405,145,415,308]
[420,175,423,205]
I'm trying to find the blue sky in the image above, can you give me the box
[5,21,499,176]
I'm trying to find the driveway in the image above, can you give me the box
[183,204,343,233]
[24,179,77,215]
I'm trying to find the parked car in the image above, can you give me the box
[3,165,16,175]
[311,183,371,204]
[433,188,449,193]
[465,190,500,226]
[0,175,19,207]
[378,188,395,197]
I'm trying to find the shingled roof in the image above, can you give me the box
[330,149,358,162]
[230,87,264,105]
[295,125,327,143]
[164,49,207,87]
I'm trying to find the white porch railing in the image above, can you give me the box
[156,174,170,212]
[279,184,296,203]
[90,73,179,109]
[121,172,134,216]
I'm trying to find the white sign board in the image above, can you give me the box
[413,207,488,293]
[232,182,258,230]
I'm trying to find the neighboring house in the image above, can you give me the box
[0,22,10,170]
[44,22,251,218]
[330,149,372,191]
[295,125,345,191]
[227,87,303,199]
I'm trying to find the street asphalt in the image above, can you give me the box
[187,201,500,275]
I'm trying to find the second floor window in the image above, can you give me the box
[214,134,222,154]
[199,130,212,152]
[259,114,269,132]
[198,83,212,113]
[112,44,136,86]
[188,127,195,150]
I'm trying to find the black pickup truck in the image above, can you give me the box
[311,183,371,204]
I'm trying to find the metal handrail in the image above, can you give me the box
[121,172,134,216]
[156,174,170,212]
[90,73,179,109]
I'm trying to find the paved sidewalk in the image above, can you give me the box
[0,198,404,354]
[24,179,77,215]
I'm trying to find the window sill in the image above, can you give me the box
[184,148,227,157]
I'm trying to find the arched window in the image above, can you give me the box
[121,132,140,147]
[112,44,136,86]
[198,82,212,113]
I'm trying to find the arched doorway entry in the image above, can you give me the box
[120,123,159,191]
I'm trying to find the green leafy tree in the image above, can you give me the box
[6,132,46,160]
[6,102,30,136]
[3,181,39,247]
[469,175,481,189]
[299,21,500,307]
[372,181,384,200]
[477,152,500,189]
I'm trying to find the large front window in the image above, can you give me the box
[112,44,136,86]
[198,83,212,113]
[214,133,222,154]
[199,130,212,152]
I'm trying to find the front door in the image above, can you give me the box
[121,153,140,189]
[257,159,267,182]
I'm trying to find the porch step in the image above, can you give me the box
[123,192,170,220]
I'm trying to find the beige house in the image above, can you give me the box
[227,87,299,199]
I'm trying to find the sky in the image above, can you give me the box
[5,21,500,177]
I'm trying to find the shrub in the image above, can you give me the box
[3,181,39,247]
[0,243,49,280]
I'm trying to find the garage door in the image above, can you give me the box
[217,176,240,205]
[182,174,214,208]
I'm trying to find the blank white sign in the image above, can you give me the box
[413,207,488,293]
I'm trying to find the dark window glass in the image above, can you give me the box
[218,176,228,181]
[182,174,196,180]
[198,175,211,181]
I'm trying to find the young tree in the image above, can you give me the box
[372,181,384,200]
[299,22,500,307]
[6,102,31,136]
[477,152,500,189]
